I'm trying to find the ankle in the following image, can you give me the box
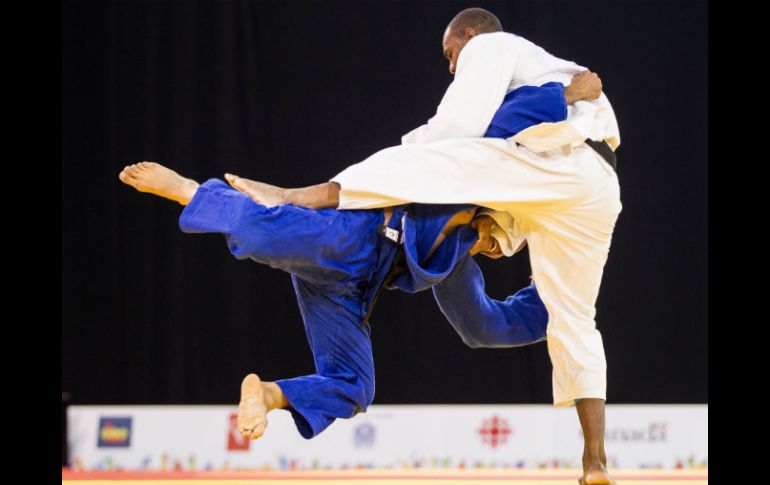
[582,457,605,472]
[178,178,200,205]
[262,382,287,411]
[278,188,294,206]
[583,454,606,470]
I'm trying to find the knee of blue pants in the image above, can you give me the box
[276,372,375,439]
[345,375,375,418]
[324,368,375,413]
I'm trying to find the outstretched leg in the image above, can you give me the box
[225,173,340,209]
[223,174,288,207]
[119,161,199,205]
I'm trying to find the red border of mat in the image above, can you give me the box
[62,469,708,481]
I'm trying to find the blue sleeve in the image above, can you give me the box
[432,253,549,348]
[484,82,568,139]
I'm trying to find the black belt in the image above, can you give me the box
[584,139,617,172]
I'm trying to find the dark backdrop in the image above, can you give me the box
[62,0,708,405]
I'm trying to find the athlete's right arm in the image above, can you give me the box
[402,34,518,144]
[432,252,548,348]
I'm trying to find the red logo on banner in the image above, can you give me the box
[478,415,512,448]
[227,413,250,451]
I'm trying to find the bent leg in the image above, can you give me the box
[274,276,375,439]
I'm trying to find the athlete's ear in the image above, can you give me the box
[481,250,505,260]
[464,27,477,40]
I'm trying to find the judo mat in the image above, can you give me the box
[62,468,708,484]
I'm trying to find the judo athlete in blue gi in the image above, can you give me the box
[118,75,593,441]
[119,167,547,440]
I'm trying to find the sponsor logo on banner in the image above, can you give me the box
[227,413,250,451]
[478,415,512,448]
[353,422,376,448]
[581,421,668,443]
[97,417,132,448]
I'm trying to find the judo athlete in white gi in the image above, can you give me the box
[224,9,620,485]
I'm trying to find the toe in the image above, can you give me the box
[248,425,265,440]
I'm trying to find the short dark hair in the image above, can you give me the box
[448,8,503,37]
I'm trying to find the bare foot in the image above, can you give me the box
[224,174,288,207]
[237,374,269,440]
[579,469,616,485]
[119,162,199,205]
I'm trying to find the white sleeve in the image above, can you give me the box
[506,35,621,152]
[402,34,518,144]
[507,34,585,89]
[512,94,621,153]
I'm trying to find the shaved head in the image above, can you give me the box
[441,8,503,75]
[447,8,503,38]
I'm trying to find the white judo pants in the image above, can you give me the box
[331,138,622,406]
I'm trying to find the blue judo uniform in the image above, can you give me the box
[178,81,567,438]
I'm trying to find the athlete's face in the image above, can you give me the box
[442,27,477,75]
[469,216,502,259]
[469,215,527,260]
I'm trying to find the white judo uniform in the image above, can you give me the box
[331,32,622,407]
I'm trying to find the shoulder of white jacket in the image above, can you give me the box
[465,31,520,49]
[458,32,522,65]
